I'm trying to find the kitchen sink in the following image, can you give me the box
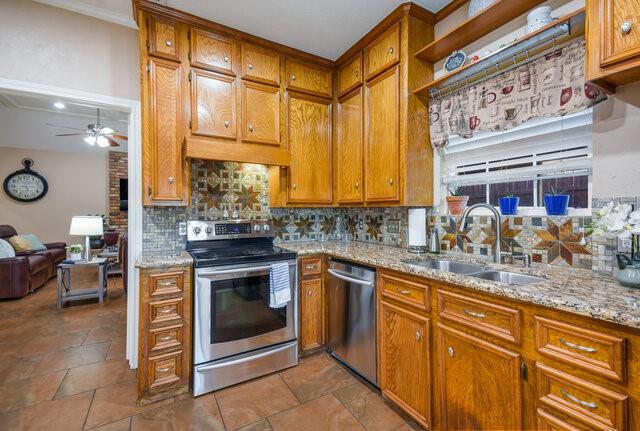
[471,270,546,285]
[406,259,485,275]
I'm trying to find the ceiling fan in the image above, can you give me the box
[48,108,128,147]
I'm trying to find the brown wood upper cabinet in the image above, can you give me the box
[241,42,281,86]
[241,81,280,146]
[437,323,523,430]
[337,54,363,97]
[148,15,180,61]
[364,65,400,202]
[285,59,332,98]
[287,93,332,204]
[336,88,363,204]
[190,69,236,140]
[364,22,400,80]
[189,28,235,76]
[148,57,184,202]
[587,0,640,89]
[379,300,431,429]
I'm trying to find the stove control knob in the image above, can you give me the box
[262,224,270,232]
[254,224,261,232]
[205,226,213,234]
[193,226,202,235]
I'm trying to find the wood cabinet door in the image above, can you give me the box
[338,54,363,97]
[364,66,399,203]
[241,42,281,86]
[149,57,183,201]
[148,16,180,61]
[437,323,523,430]
[336,88,363,203]
[599,0,640,69]
[300,278,323,351]
[379,301,431,429]
[285,59,332,98]
[364,22,400,80]
[190,69,236,139]
[242,81,280,145]
[189,28,235,76]
[287,93,332,204]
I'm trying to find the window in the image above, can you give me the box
[440,109,593,214]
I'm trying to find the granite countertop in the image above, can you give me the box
[135,250,193,269]
[279,241,640,330]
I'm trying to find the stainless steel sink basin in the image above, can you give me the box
[471,270,546,285]
[406,259,485,275]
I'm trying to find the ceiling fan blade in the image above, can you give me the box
[112,134,128,141]
[55,133,85,136]
[107,137,120,147]
[46,123,86,131]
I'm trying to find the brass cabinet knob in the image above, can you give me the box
[165,39,173,47]
[248,125,254,132]
[291,74,296,81]
[622,21,633,34]
[292,184,297,190]
[415,331,421,341]
[355,70,359,77]
[388,178,394,185]
[388,47,394,54]
[223,56,229,63]
[448,346,454,357]
[248,63,253,70]
[307,290,312,296]
[168,176,175,184]
[224,120,229,128]
[355,182,359,189]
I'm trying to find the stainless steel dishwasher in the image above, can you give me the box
[327,259,377,386]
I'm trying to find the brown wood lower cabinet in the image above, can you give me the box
[138,265,192,405]
[437,323,523,430]
[299,257,324,353]
[379,300,431,428]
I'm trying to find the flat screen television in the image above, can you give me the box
[119,178,128,211]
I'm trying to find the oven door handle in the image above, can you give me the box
[327,269,374,287]
[196,342,296,372]
[197,262,295,277]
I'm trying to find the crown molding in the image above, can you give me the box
[34,0,138,29]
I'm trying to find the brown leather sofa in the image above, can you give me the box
[0,225,66,299]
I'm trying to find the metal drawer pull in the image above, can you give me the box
[157,365,173,373]
[464,309,486,319]
[158,280,177,287]
[561,389,597,409]
[158,307,173,315]
[622,21,632,34]
[223,56,229,62]
[327,269,374,287]
[396,288,411,295]
[559,339,597,353]
[305,264,317,270]
[157,334,173,342]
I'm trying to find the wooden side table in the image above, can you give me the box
[57,258,108,308]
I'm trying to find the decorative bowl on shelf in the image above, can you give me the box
[468,0,498,18]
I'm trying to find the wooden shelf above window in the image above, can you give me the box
[415,0,547,63]
[413,8,585,97]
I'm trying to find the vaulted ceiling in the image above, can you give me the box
[35,0,452,59]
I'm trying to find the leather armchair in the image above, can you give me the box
[0,225,66,299]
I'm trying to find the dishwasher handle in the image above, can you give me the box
[328,268,374,287]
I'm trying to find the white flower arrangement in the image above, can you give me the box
[593,202,640,239]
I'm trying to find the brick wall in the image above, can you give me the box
[108,151,127,232]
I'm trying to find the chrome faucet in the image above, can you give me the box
[459,203,503,264]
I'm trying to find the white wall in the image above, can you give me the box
[0,146,109,245]
[0,0,139,101]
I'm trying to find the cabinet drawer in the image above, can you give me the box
[285,59,332,98]
[537,408,587,431]
[364,22,400,80]
[300,257,322,276]
[338,54,362,96]
[241,43,280,86]
[535,316,626,382]
[148,350,183,390]
[379,271,429,311]
[148,16,180,61]
[437,290,521,344]
[190,27,235,75]
[149,323,183,353]
[536,363,628,431]
[149,271,184,297]
[149,297,183,324]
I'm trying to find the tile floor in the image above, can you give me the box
[0,277,419,430]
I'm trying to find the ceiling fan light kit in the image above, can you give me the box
[49,107,127,147]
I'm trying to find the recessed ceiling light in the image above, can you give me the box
[53,102,65,109]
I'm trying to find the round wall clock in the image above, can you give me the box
[3,159,48,202]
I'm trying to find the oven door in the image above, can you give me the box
[194,260,297,364]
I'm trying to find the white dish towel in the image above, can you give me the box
[269,262,291,308]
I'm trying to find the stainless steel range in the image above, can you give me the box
[188,220,298,396]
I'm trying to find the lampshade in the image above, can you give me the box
[69,216,103,236]
[84,135,96,146]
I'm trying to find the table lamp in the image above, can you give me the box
[69,216,103,260]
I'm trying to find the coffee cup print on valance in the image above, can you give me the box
[428,39,607,148]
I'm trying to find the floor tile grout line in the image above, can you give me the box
[212,391,229,431]
[329,391,369,431]
[55,375,137,401]
[81,389,96,430]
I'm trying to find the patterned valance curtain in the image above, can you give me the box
[428,39,607,148]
